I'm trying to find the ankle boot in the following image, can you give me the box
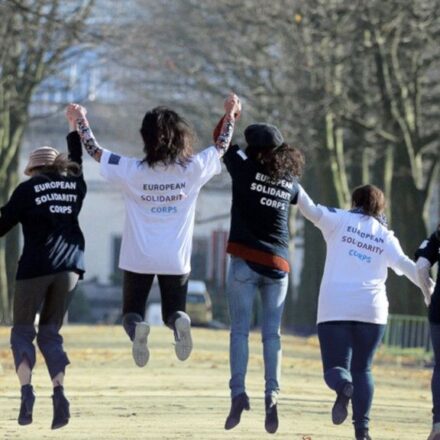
[18,384,35,426]
[355,428,372,440]
[264,395,279,434]
[224,392,250,430]
[332,381,353,425]
[51,385,70,429]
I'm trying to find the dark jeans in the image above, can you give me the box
[430,323,440,423]
[317,321,386,431]
[122,270,189,340]
[10,271,79,379]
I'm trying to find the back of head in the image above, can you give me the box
[244,123,304,180]
[25,146,80,177]
[140,106,194,167]
[351,184,385,217]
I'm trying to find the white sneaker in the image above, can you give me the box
[174,313,192,361]
[427,423,440,440]
[132,322,150,367]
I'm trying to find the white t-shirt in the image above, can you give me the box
[100,147,221,274]
[312,206,408,324]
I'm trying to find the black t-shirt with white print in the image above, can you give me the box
[223,144,299,278]
[0,132,87,280]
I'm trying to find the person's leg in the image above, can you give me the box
[122,271,154,367]
[350,322,386,438]
[37,271,79,383]
[259,274,288,433]
[224,257,257,430]
[157,273,191,361]
[227,257,258,398]
[11,275,51,425]
[260,275,288,398]
[317,321,354,425]
[318,321,353,391]
[122,271,154,340]
[37,271,79,430]
[157,273,189,326]
[429,323,440,438]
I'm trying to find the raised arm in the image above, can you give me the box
[66,103,103,162]
[214,93,241,157]
[65,107,83,166]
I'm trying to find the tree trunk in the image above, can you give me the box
[387,171,427,315]
[0,186,10,324]
[0,121,24,324]
[5,149,20,323]
[282,212,297,330]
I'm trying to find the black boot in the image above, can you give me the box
[332,381,353,425]
[51,385,70,429]
[18,384,35,426]
[224,392,250,430]
[264,395,279,434]
[355,428,372,440]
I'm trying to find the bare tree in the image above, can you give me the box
[0,0,94,323]
[118,0,440,323]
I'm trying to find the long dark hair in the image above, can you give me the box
[33,154,81,177]
[140,106,194,167]
[246,143,305,180]
[351,184,386,217]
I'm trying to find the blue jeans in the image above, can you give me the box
[318,321,386,431]
[430,323,440,423]
[226,256,288,399]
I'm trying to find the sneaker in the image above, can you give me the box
[132,321,150,367]
[332,381,353,425]
[427,423,440,440]
[51,386,70,430]
[18,384,35,426]
[355,428,372,440]
[264,395,279,434]
[173,313,193,361]
[224,392,250,430]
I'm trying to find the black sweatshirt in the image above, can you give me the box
[223,144,299,278]
[0,132,87,280]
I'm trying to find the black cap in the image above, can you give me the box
[244,123,284,150]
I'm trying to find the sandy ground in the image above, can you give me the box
[0,325,434,440]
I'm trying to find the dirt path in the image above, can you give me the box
[0,326,433,439]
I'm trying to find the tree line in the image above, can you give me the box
[0,0,439,326]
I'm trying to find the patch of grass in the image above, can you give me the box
[0,325,434,439]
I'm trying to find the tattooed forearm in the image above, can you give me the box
[215,113,235,157]
[76,118,103,162]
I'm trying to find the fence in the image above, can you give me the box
[383,314,432,352]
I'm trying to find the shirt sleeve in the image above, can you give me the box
[223,144,246,178]
[193,146,222,186]
[99,150,135,186]
[297,185,324,223]
[0,184,28,237]
[385,233,409,275]
[391,255,419,284]
[415,229,440,266]
[315,206,346,238]
[66,131,83,166]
